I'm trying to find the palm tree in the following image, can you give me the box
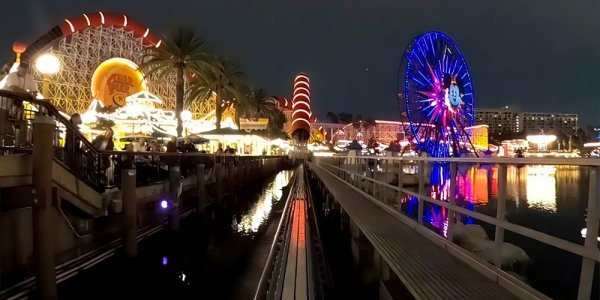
[267,109,287,138]
[248,89,278,116]
[363,118,377,135]
[141,27,213,137]
[249,89,287,137]
[188,56,246,130]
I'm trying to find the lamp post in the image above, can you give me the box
[34,53,61,98]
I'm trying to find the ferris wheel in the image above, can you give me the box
[398,31,476,157]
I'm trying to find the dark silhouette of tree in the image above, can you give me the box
[326,112,339,123]
[188,56,246,130]
[141,27,213,137]
[338,113,354,124]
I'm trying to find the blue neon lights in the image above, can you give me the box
[399,31,476,157]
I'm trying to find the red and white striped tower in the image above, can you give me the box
[290,73,312,141]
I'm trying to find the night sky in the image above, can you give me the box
[1,0,598,125]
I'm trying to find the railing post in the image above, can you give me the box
[196,164,206,215]
[418,160,425,224]
[447,162,457,241]
[32,115,57,300]
[371,158,377,198]
[227,161,234,189]
[215,163,223,202]
[577,166,599,300]
[493,163,507,268]
[354,155,359,185]
[397,160,404,212]
[169,165,180,232]
[0,108,8,147]
[121,169,137,257]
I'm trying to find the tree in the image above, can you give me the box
[247,89,287,138]
[141,27,213,137]
[188,56,246,130]
[363,118,377,135]
[267,110,287,138]
[326,112,339,123]
[247,88,278,118]
[352,114,363,130]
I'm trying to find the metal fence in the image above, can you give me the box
[313,155,599,300]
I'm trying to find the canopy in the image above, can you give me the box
[120,134,155,142]
[198,127,246,135]
[178,134,209,144]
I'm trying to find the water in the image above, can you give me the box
[401,164,597,299]
[56,170,293,300]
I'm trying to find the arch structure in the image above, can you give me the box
[20,11,214,118]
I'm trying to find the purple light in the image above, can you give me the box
[162,256,168,266]
[160,200,168,209]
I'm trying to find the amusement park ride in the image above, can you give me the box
[0,9,478,157]
[398,31,477,157]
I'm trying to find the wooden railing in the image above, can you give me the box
[1,90,288,193]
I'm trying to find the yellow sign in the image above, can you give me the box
[239,117,269,130]
[91,58,146,108]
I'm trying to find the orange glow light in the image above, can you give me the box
[12,42,27,54]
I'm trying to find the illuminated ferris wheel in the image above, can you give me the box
[398,31,476,157]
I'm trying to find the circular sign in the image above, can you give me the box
[91,58,147,108]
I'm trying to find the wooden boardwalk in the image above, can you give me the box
[309,162,516,300]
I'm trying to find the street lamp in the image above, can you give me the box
[34,53,61,98]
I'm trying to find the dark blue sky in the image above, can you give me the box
[2,0,598,125]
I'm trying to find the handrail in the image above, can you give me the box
[254,167,299,300]
[1,90,289,192]
[28,98,98,152]
[0,90,98,153]
[331,154,600,166]
[313,156,600,299]
[1,91,106,191]
[321,161,600,261]
[56,204,93,240]
[304,163,334,298]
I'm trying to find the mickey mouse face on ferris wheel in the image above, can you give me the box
[448,83,461,107]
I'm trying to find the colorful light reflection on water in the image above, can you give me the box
[234,171,292,234]
[398,163,592,299]
[402,163,564,237]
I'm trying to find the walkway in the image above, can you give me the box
[308,162,516,300]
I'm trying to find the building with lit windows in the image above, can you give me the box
[519,112,578,135]
[475,106,519,134]
[475,106,578,135]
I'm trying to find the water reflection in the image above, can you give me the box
[402,163,568,236]
[397,163,590,299]
[525,166,557,212]
[234,171,292,234]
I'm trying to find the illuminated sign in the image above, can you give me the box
[239,117,269,130]
[91,58,146,108]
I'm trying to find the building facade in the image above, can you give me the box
[475,106,578,135]
[519,112,578,135]
[343,120,409,145]
[475,107,520,134]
